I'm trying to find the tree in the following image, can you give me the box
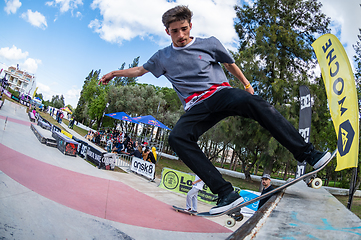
[157,87,182,112]
[35,93,43,100]
[231,0,331,175]
[112,56,140,86]
[81,70,108,128]
[73,70,99,124]
[51,95,65,109]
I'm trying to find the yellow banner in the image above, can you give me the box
[61,130,73,139]
[159,167,217,204]
[312,34,359,171]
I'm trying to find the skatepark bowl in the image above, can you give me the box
[1,100,361,240]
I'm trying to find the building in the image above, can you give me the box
[4,66,36,95]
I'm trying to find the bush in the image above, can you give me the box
[7,88,19,98]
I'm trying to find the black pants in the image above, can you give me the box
[168,88,311,197]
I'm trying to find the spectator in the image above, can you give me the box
[106,136,113,153]
[144,148,156,164]
[112,139,124,154]
[130,145,143,159]
[59,112,64,124]
[258,174,274,210]
[86,131,94,141]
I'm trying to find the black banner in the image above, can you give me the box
[86,145,104,165]
[73,137,88,158]
[296,85,312,178]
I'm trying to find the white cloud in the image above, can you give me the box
[36,82,54,101]
[21,9,48,29]
[23,58,42,74]
[36,82,80,107]
[0,45,29,60]
[46,0,83,13]
[65,86,81,105]
[318,0,361,68]
[4,0,22,14]
[75,11,82,19]
[89,0,239,49]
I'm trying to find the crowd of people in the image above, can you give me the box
[85,129,157,164]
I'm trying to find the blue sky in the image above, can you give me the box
[0,0,360,108]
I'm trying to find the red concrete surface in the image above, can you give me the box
[0,115,32,126]
[0,143,231,233]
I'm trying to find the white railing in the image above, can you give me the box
[115,153,132,169]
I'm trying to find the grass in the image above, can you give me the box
[38,111,67,132]
[334,195,361,219]
[62,118,88,137]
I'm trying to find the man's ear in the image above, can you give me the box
[165,28,170,36]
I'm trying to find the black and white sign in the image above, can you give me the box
[130,157,155,180]
[86,145,104,165]
[297,86,312,178]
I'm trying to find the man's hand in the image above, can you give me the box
[245,85,254,95]
[98,72,114,85]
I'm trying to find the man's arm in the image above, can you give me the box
[223,63,254,95]
[98,66,149,85]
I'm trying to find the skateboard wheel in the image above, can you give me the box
[225,218,236,228]
[235,214,244,222]
[311,178,322,189]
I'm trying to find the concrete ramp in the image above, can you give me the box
[230,180,361,239]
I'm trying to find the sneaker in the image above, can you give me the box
[209,191,244,215]
[305,150,331,169]
[189,210,197,214]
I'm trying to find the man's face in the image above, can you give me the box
[166,20,192,47]
[261,178,271,188]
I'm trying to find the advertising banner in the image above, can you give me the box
[296,86,312,178]
[86,145,104,165]
[159,168,219,204]
[130,157,155,180]
[239,190,261,217]
[73,137,88,158]
[312,34,359,170]
[61,130,73,139]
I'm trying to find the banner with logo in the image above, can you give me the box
[239,190,261,217]
[296,86,312,178]
[312,34,359,171]
[130,157,155,180]
[86,145,104,165]
[159,168,218,204]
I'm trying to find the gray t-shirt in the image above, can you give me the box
[143,36,234,110]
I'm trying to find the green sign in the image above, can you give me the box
[159,168,240,205]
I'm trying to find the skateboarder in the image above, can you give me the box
[258,174,275,210]
[186,175,204,213]
[99,5,331,215]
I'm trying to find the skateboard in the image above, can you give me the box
[197,149,337,227]
[172,205,197,215]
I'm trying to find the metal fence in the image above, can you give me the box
[115,153,132,169]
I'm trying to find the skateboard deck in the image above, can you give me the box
[172,205,196,215]
[197,149,337,220]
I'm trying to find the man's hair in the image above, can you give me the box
[162,5,193,29]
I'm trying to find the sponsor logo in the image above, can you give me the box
[163,171,179,190]
[337,120,355,156]
[299,127,310,143]
[300,94,311,110]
